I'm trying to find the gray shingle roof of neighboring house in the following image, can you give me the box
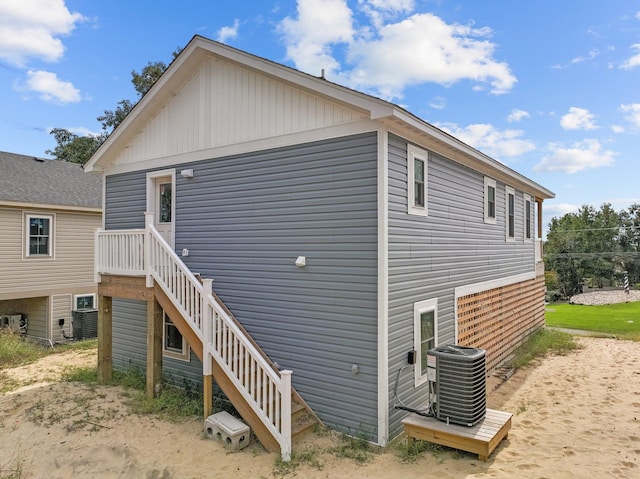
[0,151,102,209]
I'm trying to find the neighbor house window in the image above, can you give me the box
[163,312,190,361]
[524,194,532,241]
[24,213,54,258]
[74,294,95,310]
[407,145,428,216]
[505,186,515,241]
[414,298,438,386]
[484,177,497,224]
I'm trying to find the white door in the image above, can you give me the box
[154,176,174,248]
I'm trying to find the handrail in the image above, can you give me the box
[95,216,292,460]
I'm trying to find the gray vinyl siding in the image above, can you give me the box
[177,133,379,439]
[386,133,535,438]
[112,299,202,387]
[104,133,380,439]
[104,172,147,229]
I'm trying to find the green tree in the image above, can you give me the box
[46,53,180,164]
[46,128,105,164]
[544,203,626,297]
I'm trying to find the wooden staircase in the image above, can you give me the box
[154,284,318,453]
[95,215,319,459]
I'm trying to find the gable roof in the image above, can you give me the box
[85,34,553,201]
[0,151,102,211]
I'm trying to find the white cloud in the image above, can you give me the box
[438,122,535,161]
[347,13,516,98]
[0,0,85,66]
[47,125,100,137]
[612,125,625,133]
[358,0,414,29]
[279,1,516,100]
[279,0,354,78]
[216,19,240,43]
[620,44,640,70]
[429,96,446,110]
[534,139,616,174]
[560,107,598,130]
[570,49,599,65]
[23,70,81,104]
[508,109,530,123]
[545,202,580,218]
[620,103,640,128]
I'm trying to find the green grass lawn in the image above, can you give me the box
[545,301,640,340]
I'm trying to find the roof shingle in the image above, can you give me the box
[0,151,102,209]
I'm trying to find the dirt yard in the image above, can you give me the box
[1,337,639,478]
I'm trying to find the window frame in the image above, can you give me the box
[413,298,438,387]
[505,186,516,242]
[484,177,497,224]
[162,312,190,362]
[23,212,55,259]
[74,294,96,310]
[523,194,533,241]
[407,144,429,216]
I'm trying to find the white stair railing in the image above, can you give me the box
[94,215,292,460]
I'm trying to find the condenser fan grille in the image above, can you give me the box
[428,345,486,426]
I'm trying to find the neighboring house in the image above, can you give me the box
[0,151,102,345]
[85,36,554,458]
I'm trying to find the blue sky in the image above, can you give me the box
[1,1,640,226]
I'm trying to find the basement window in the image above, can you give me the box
[163,313,190,362]
[413,298,438,387]
[74,294,95,310]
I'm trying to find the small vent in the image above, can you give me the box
[428,345,486,426]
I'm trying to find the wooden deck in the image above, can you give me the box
[402,408,512,461]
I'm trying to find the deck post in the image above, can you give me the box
[280,370,293,461]
[202,278,213,417]
[203,375,213,418]
[97,295,113,383]
[144,212,154,288]
[147,299,163,398]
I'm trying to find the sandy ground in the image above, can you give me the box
[1,338,639,479]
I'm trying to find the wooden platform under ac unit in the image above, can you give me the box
[402,408,512,461]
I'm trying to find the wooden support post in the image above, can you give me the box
[97,295,113,383]
[147,299,163,398]
[203,374,213,418]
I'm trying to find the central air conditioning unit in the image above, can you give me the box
[2,314,27,334]
[427,345,487,426]
[72,309,98,340]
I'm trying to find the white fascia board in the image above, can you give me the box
[0,200,101,214]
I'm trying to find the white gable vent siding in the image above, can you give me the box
[111,299,203,386]
[172,132,380,440]
[386,134,535,439]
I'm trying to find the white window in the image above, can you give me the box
[407,145,428,216]
[484,177,497,224]
[505,186,515,241]
[414,298,438,386]
[74,294,95,310]
[163,312,190,361]
[24,213,54,258]
[523,194,533,241]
